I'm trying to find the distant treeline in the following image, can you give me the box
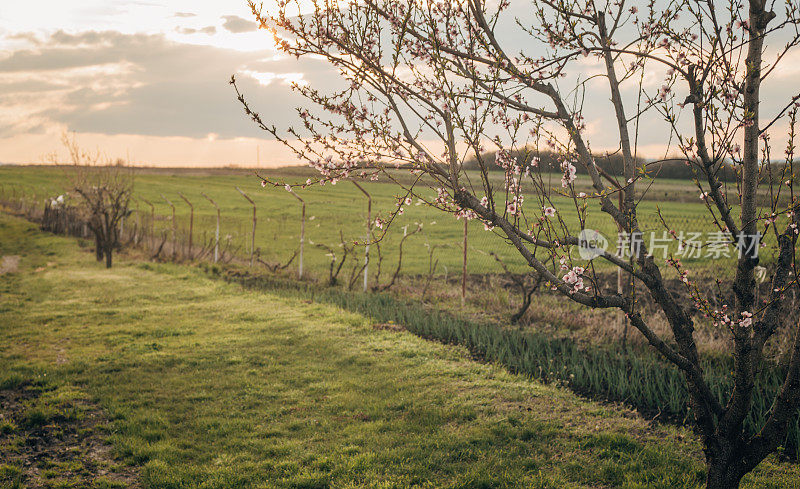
[461,149,798,183]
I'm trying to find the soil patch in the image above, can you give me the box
[0,382,139,489]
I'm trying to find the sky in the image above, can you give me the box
[1,1,799,167]
[0,0,327,167]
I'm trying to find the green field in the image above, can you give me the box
[0,165,766,281]
[2,213,800,488]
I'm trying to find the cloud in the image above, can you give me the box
[5,32,41,46]
[174,12,196,18]
[239,70,307,87]
[221,15,258,34]
[176,26,217,35]
[0,30,340,140]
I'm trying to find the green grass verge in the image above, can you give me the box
[1,213,799,488]
[224,270,800,461]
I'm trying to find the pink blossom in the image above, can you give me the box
[495,149,516,170]
[507,199,519,215]
[561,161,577,188]
[543,207,556,217]
[562,266,585,293]
[456,208,477,220]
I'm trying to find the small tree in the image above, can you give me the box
[235,1,800,487]
[63,134,133,268]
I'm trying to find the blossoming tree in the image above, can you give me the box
[233,0,800,486]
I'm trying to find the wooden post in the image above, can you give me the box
[140,198,155,249]
[160,194,177,259]
[201,193,220,264]
[352,181,371,292]
[615,190,629,347]
[287,189,306,279]
[236,187,256,267]
[595,167,631,347]
[178,192,194,259]
[134,205,142,245]
[462,218,468,306]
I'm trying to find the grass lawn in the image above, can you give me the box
[1,213,799,488]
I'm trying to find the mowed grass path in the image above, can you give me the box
[1,214,799,488]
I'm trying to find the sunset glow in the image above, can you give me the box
[1,1,798,166]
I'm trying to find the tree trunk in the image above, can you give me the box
[511,288,533,324]
[705,444,746,489]
[706,469,743,489]
[94,233,103,262]
[104,245,113,268]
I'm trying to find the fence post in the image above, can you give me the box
[287,189,305,279]
[140,198,155,249]
[201,193,220,264]
[352,181,371,292]
[133,202,141,245]
[236,186,256,267]
[178,192,194,259]
[462,218,468,306]
[160,194,177,259]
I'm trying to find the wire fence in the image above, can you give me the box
[0,180,736,290]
